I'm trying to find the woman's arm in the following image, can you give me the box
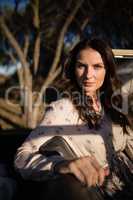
[14,100,71,181]
[14,127,66,181]
[54,155,109,187]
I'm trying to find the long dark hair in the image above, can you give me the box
[55,38,129,131]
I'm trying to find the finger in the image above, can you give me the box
[80,162,92,186]
[87,173,93,187]
[81,168,93,187]
[104,166,110,176]
[98,168,105,186]
[91,170,99,186]
[69,162,85,184]
[79,164,96,187]
[89,155,101,171]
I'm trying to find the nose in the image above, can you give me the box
[85,66,95,79]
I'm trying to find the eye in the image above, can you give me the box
[76,62,87,69]
[93,64,105,69]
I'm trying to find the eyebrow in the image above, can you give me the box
[76,61,88,67]
[76,60,104,67]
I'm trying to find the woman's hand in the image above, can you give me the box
[54,156,109,187]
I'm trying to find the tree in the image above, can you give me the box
[0,0,86,129]
[0,0,132,129]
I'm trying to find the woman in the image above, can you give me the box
[14,38,133,199]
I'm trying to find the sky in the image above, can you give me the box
[0,0,15,6]
[0,63,21,76]
[0,0,132,76]
[0,0,29,10]
[0,0,29,75]
[0,0,28,6]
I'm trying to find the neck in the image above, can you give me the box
[86,93,101,112]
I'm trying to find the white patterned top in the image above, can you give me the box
[14,98,133,182]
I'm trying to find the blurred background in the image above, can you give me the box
[0,0,133,130]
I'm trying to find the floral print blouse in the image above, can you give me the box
[14,98,133,184]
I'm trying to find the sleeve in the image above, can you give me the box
[14,100,72,181]
[124,127,133,161]
[121,79,133,95]
[120,79,133,161]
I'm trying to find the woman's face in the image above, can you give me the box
[75,48,106,97]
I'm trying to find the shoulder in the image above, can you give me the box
[40,98,77,126]
[49,98,74,113]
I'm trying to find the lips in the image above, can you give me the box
[83,82,95,85]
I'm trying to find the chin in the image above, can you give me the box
[84,90,95,96]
